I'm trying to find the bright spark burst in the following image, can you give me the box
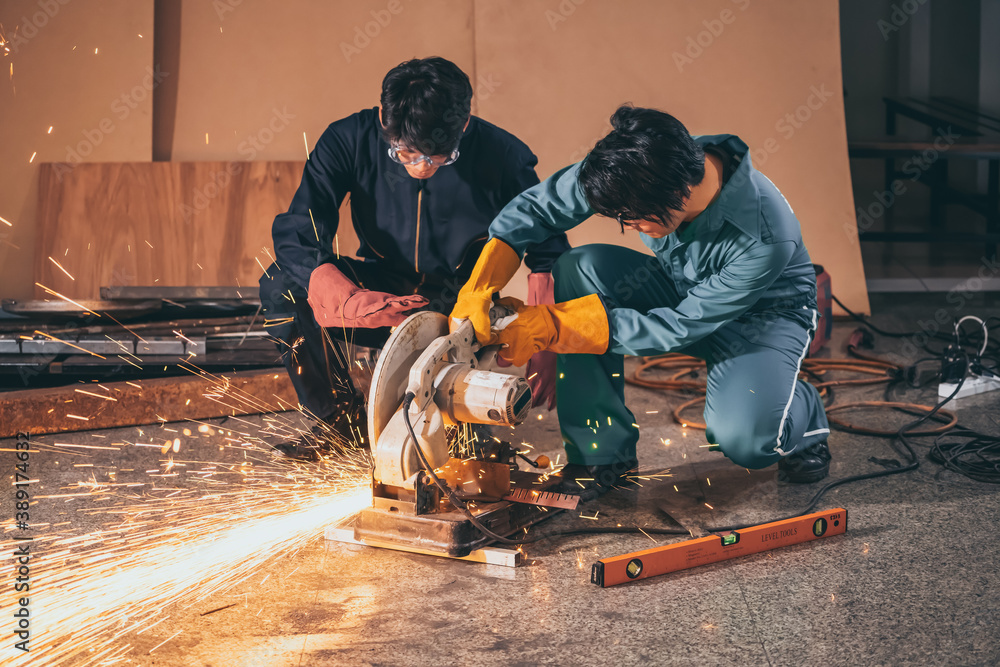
[3,474,370,664]
[35,282,101,316]
[47,256,75,280]
[0,365,377,664]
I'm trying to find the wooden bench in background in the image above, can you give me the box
[847,96,1000,260]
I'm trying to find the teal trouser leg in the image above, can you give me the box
[700,310,830,469]
[552,244,830,470]
[553,245,689,466]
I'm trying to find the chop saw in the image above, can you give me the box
[352,310,578,558]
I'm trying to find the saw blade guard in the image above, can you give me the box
[369,314,532,489]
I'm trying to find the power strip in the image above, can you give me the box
[938,372,1000,400]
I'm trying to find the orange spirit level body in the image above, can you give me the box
[592,508,847,587]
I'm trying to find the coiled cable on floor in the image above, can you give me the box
[626,351,956,437]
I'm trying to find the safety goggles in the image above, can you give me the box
[388,143,460,167]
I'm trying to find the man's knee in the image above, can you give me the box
[258,263,297,316]
[707,419,780,469]
[553,245,610,301]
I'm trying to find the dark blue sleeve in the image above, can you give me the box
[501,143,571,273]
[271,119,355,291]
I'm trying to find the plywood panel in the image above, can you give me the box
[35,161,321,298]
[475,0,869,314]
[0,0,154,301]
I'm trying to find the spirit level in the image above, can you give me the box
[503,487,580,510]
[591,508,847,587]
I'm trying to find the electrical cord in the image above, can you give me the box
[401,391,535,547]
[833,295,1000,358]
[929,426,1000,484]
[513,357,971,545]
[626,352,952,437]
[401,303,995,548]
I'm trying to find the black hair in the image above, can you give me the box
[379,57,473,156]
[578,105,705,225]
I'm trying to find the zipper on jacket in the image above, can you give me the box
[414,183,423,273]
[348,194,386,259]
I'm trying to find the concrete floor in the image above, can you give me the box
[3,294,1000,666]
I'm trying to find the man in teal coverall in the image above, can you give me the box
[450,105,831,499]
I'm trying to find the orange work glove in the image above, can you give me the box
[449,238,522,345]
[308,263,428,328]
[494,294,610,367]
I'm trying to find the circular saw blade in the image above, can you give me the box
[367,311,448,447]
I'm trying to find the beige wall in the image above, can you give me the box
[474,0,866,310]
[0,0,154,301]
[3,0,869,312]
[170,0,867,311]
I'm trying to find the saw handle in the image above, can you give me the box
[440,306,515,371]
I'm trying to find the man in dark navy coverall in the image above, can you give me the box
[259,57,569,458]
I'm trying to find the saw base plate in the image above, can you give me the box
[353,470,566,558]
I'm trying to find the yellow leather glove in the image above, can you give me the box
[494,294,610,367]
[449,238,522,345]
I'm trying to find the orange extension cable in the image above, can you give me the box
[626,349,956,436]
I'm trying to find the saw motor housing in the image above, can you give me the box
[368,311,531,505]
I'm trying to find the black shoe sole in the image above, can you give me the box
[778,463,830,484]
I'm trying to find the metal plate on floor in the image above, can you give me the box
[100,285,257,301]
[19,338,134,355]
[137,340,186,355]
[1,299,162,317]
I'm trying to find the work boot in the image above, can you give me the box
[555,458,639,502]
[778,441,831,483]
[272,399,368,461]
[272,423,336,461]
